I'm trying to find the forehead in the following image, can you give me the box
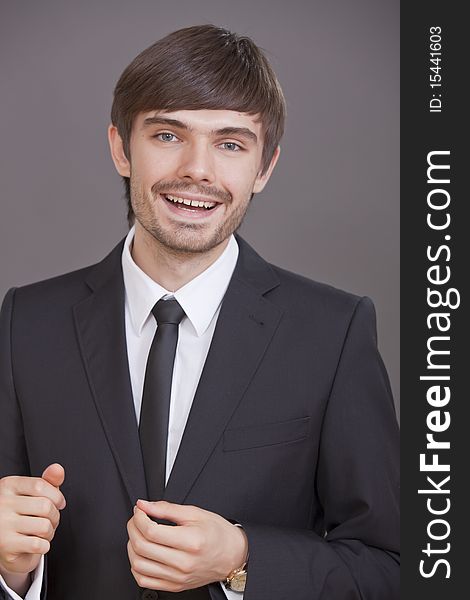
[135,109,263,139]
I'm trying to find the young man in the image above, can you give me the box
[0,25,399,600]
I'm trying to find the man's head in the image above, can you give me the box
[108,24,285,253]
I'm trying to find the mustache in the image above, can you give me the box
[151,181,232,204]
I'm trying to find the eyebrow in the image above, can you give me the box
[142,116,258,144]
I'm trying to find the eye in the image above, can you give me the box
[154,132,179,142]
[219,142,242,152]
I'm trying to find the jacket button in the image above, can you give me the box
[141,590,159,600]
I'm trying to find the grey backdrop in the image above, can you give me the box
[0,0,399,413]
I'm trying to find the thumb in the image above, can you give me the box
[136,499,198,525]
[42,463,65,488]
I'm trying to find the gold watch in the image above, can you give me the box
[224,562,247,592]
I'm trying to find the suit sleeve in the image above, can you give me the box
[0,289,46,600]
[240,296,400,599]
[0,288,30,479]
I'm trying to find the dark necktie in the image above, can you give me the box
[139,297,185,501]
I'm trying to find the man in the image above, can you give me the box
[0,25,399,600]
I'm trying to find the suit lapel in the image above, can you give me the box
[71,235,282,508]
[73,241,147,507]
[164,236,283,504]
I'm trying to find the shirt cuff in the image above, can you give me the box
[0,557,44,600]
[219,582,244,599]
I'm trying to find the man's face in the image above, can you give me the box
[109,109,279,254]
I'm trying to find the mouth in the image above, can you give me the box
[160,193,222,217]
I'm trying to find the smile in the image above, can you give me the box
[163,194,218,210]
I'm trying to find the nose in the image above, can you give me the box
[176,139,216,184]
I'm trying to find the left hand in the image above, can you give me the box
[127,499,248,592]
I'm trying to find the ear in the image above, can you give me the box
[252,145,281,194]
[108,125,131,177]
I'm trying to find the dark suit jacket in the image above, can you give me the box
[0,235,399,599]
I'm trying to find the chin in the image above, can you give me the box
[151,227,228,255]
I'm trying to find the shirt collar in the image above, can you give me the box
[122,226,239,337]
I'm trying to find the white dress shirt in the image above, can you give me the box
[122,226,239,481]
[1,227,242,600]
[123,228,242,600]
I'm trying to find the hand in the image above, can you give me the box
[127,500,248,592]
[0,463,66,589]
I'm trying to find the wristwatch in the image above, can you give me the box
[224,562,248,592]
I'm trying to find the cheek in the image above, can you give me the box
[131,149,176,184]
[241,174,262,199]
[222,164,260,198]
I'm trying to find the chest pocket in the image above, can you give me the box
[223,416,310,452]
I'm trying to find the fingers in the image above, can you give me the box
[127,542,188,582]
[127,541,200,593]
[15,516,56,542]
[11,496,60,528]
[127,512,194,592]
[137,499,199,525]
[2,531,51,557]
[127,503,227,592]
[1,476,66,510]
[132,506,199,552]
[127,513,185,563]
[129,570,188,594]
[0,470,66,576]
[41,463,65,489]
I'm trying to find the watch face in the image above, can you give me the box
[230,571,247,592]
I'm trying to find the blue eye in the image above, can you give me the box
[156,132,178,142]
[220,142,242,152]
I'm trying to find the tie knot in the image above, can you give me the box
[152,298,185,325]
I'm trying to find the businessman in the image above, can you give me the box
[0,25,399,599]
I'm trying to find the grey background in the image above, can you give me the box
[0,0,400,413]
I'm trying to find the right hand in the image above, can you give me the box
[0,463,66,578]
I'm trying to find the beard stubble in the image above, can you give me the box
[130,177,252,255]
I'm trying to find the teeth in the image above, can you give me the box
[165,194,217,209]
[166,194,185,204]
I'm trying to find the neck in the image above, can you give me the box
[131,223,230,292]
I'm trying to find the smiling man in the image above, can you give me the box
[0,25,399,600]
[110,108,278,288]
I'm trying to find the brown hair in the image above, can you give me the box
[110,24,286,224]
